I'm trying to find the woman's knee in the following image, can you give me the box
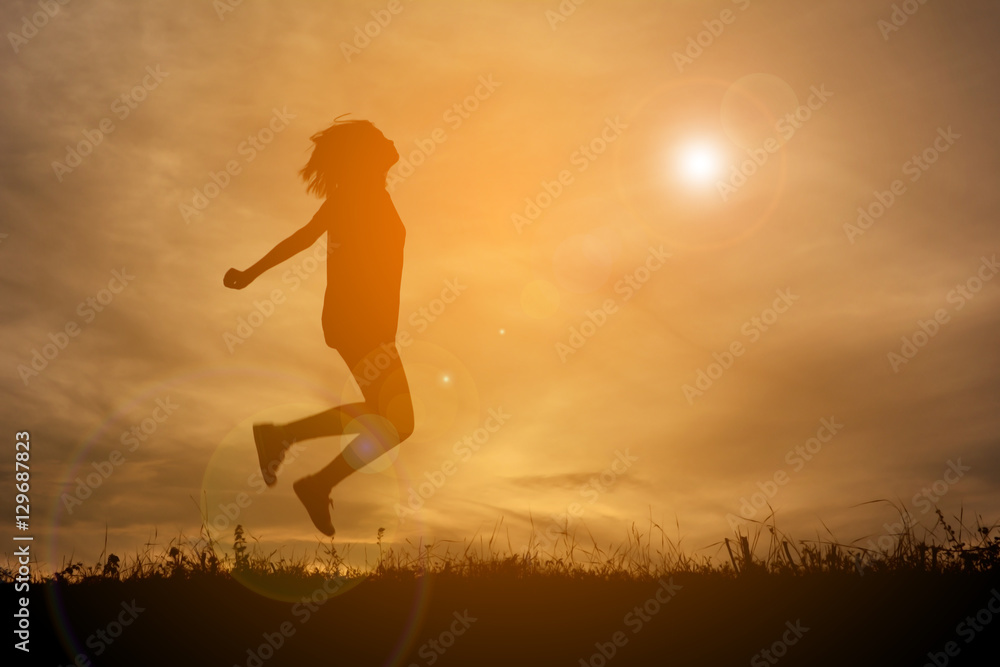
[396,418,414,443]
[349,345,413,441]
[389,399,414,442]
[355,400,412,444]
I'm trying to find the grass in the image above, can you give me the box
[11,503,999,585]
[7,506,1000,666]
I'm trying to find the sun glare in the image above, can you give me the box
[675,141,725,187]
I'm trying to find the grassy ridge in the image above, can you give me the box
[7,509,1000,666]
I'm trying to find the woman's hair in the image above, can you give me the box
[299,116,392,197]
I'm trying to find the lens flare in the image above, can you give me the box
[676,141,725,186]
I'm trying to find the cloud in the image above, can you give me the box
[2,0,998,568]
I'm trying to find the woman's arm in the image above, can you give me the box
[224,213,327,290]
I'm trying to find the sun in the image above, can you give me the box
[675,141,725,187]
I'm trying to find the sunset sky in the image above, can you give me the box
[2,0,999,575]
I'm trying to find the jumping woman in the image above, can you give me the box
[223,117,414,536]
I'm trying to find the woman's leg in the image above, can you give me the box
[307,345,413,489]
[253,393,367,489]
[280,401,371,442]
[288,344,414,535]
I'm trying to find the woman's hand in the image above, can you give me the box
[223,268,253,290]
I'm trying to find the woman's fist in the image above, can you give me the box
[224,268,252,290]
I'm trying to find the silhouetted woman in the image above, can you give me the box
[224,118,413,536]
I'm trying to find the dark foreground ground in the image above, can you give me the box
[10,572,1000,667]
